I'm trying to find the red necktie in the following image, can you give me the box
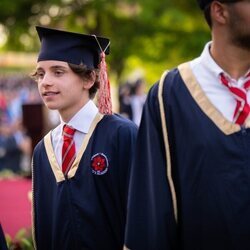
[220,72,250,125]
[62,125,76,174]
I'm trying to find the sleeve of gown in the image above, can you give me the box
[124,83,178,250]
[117,119,138,218]
[0,224,8,250]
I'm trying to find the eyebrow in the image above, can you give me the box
[36,65,68,71]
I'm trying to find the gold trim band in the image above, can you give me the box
[44,112,104,182]
[158,70,178,223]
[178,62,241,135]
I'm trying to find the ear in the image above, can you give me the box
[83,71,96,90]
[210,1,229,25]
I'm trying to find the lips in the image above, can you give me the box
[42,91,59,96]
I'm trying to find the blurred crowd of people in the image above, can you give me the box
[118,78,147,126]
[0,75,41,174]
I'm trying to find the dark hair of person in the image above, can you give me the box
[68,63,100,99]
[203,4,212,28]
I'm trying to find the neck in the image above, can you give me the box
[60,99,90,123]
[210,37,250,80]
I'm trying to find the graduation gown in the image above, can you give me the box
[125,62,250,250]
[32,113,137,250]
[0,224,7,250]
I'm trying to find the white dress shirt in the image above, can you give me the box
[51,100,98,168]
[189,42,250,122]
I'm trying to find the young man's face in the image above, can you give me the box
[227,0,250,50]
[35,60,93,122]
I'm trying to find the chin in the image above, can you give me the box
[45,103,59,110]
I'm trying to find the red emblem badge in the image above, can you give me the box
[91,153,109,175]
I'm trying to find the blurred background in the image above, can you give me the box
[0,0,210,248]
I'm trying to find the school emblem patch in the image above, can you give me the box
[91,153,109,175]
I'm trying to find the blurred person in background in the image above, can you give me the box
[0,79,32,174]
[118,81,133,120]
[125,0,250,249]
[130,78,147,126]
[31,26,137,250]
[0,110,32,174]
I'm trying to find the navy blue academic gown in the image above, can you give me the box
[125,63,250,250]
[0,224,7,250]
[32,114,137,250]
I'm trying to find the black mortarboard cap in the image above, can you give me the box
[197,0,239,10]
[36,26,110,69]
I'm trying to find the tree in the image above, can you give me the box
[0,0,210,85]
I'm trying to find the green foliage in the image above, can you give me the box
[0,0,210,86]
[5,228,34,250]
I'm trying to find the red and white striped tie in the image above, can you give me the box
[62,125,76,174]
[220,72,250,125]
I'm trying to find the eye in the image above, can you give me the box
[38,72,45,78]
[35,71,45,81]
[54,70,64,77]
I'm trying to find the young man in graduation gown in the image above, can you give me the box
[31,26,137,250]
[124,0,250,249]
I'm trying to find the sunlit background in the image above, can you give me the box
[0,0,210,84]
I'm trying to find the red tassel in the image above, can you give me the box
[97,51,112,115]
